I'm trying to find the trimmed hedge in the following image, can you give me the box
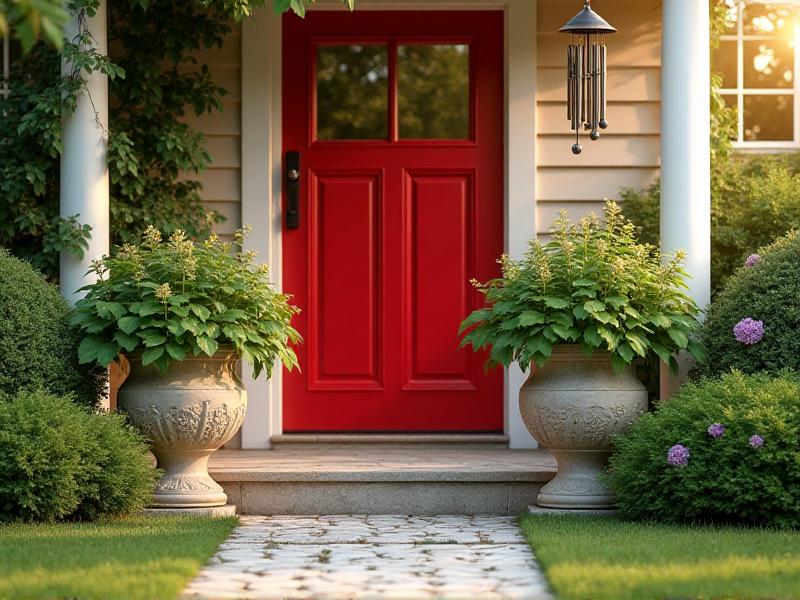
[0,389,158,522]
[607,371,800,529]
[0,248,106,408]
[696,230,800,379]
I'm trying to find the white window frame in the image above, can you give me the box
[720,0,800,149]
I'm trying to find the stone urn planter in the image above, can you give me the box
[118,348,246,508]
[519,344,647,509]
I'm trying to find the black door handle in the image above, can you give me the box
[285,151,300,229]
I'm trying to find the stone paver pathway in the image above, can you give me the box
[183,515,553,600]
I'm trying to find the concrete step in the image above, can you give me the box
[208,447,556,516]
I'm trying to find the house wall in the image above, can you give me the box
[536,0,661,234]
[181,22,243,238]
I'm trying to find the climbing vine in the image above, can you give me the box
[0,0,353,279]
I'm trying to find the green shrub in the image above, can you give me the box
[0,249,106,408]
[0,389,158,522]
[607,371,800,529]
[619,154,800,294]
[696,230,800,379]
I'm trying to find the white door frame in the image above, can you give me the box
[239,0,538,449]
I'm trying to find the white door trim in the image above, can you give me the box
[239,0,537,449]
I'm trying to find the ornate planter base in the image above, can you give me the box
[536,450,616,509]
[119,351,247,509]
[519,345,647,510]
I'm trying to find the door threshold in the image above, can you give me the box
[271,433,509,444]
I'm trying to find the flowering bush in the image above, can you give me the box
[71,226,301,376]
[459,201,703,373]
[695,230,800,378]
[607,371,800,529]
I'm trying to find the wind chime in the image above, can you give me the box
[561,0,617,154]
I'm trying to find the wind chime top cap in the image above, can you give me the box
[559,0,617,34]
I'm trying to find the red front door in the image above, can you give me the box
[282,10,504,432]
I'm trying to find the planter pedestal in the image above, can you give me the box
[519,345,647,510]
[118,350,247,508]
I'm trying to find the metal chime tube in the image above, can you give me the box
[575,40,583,149]
[592,34,600,137]
[567,45,573,125]
[600,42,607,128]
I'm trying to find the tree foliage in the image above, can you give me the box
[0,0,355,280]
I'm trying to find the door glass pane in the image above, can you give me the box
[316,45,388,140]
[743,94,793,141]
[713,40,738,88]
[743,3,795,36]
[744,40,794,88]
[397,44,470,139]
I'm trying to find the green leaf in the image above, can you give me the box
[519,310,546,326]
[583,324,602,348]
[583,300,605,314]
[610,352,629,373]
[77,336,104,364]
[141,332,167,347]
[196,335,219,357]
[96,301,127,320]
[138,302,163,317]
[650,342,672,364]
[625,331,649,357]
[118,316,141,335]
[544,297,570,309]
[572,304,590,319]
[617,341,635,363]
[549,311,574,327]
[667,328,689,349]
[114,331,140,353]
[190,304,211,322]
[459,309,492,333]
[141,345,165,366]
[166,343,187,361]
[605,296,627,310]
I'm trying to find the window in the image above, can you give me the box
[716,1,800,148]
[313,41,472,142]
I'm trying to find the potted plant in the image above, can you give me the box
[459,202,704,509]
[72,226,300,508]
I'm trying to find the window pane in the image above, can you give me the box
[743,94,793,141]
[316,45,388,140]
[743,3,795,36]
[713,40,738,88]
[744,40,794,88]
[398,44,470,139]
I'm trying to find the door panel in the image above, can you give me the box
[282,11,504,432]
[309,170,383,390]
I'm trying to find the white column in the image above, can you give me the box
[60,1,109,305]
[660,0,711,397]
[240,7,282,449]
[506,0,538,448]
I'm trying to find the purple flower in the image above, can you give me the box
[708,423,726,438]
[667,444,690,467]
[749,434,764,448]
[744,254,761,268]
[733,318,764,345]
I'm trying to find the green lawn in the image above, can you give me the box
[0,515,237,600]
[519,514,800,600]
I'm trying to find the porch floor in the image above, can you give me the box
[208,447,556,516]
